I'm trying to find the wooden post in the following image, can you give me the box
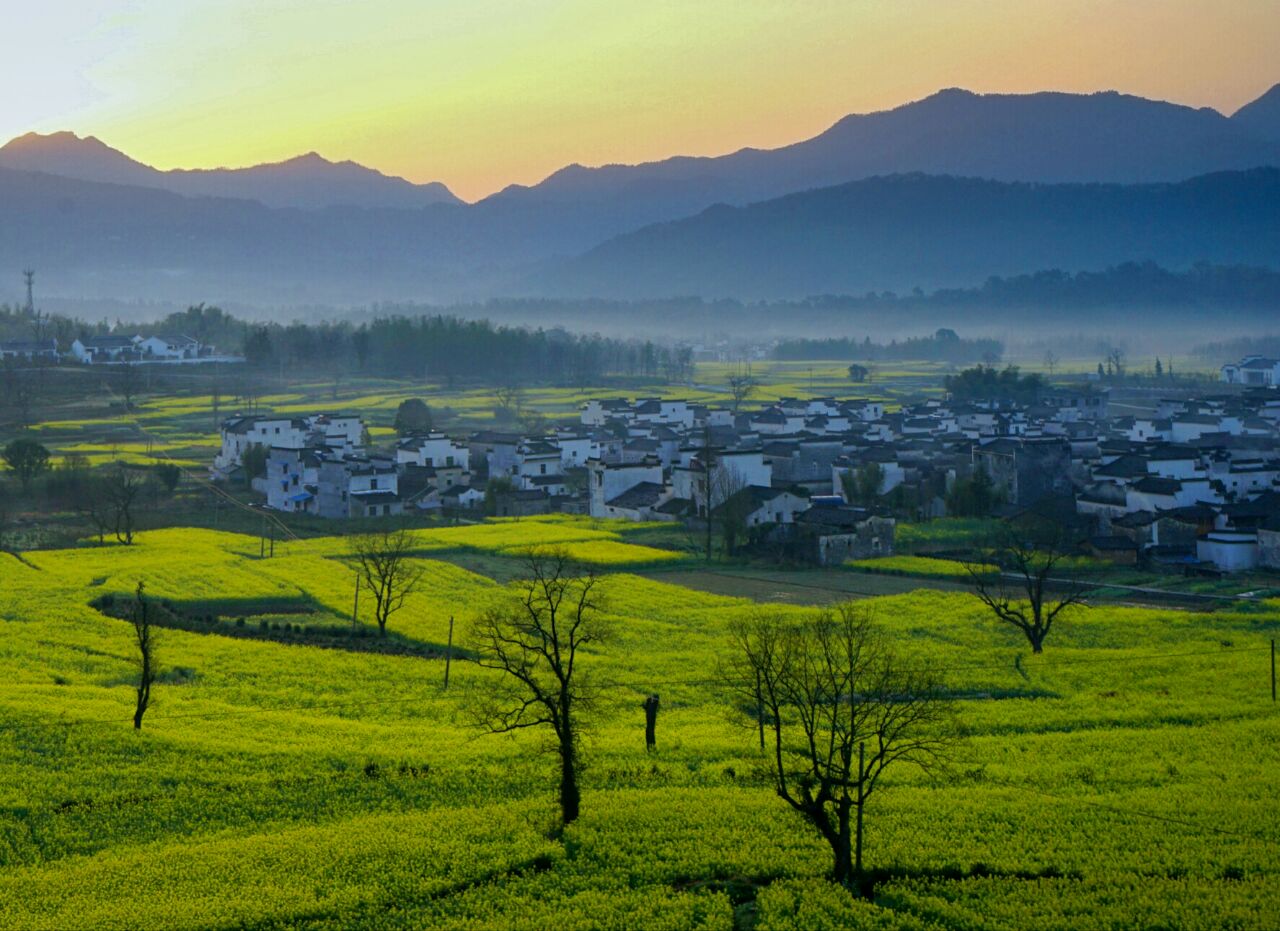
[351,575,360,634]
[269,523,275,558]
[443,616,454,690]
[1271,638,1276,702]
[643,694,660,751]
[259,516,265,558]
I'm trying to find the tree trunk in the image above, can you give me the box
[831,799,854,889]
[559,737,580,825]
[134,682,149,730]
[855,797,865,881]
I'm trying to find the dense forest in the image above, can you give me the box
[0,303,695,385]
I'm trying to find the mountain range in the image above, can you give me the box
[0,132,461,210]
[3,84,1279,306]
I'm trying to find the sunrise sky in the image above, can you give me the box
[7,0,1280,201]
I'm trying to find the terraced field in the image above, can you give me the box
[1,519,1276,928]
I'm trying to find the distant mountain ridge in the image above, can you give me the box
[531,169,1280,299]
[472,86,1280,254]
[3,83,1280,305]
[1232,83,1280,142]
[0,132,461,210]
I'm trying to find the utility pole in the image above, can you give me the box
[1271,638,1276,702]
[351,575,361,634]
[703,422,715,562]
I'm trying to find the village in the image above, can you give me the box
[207,354,1280,574]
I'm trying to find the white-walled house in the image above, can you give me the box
[265,447,321,513]
[71,335,140,363]
[1197,531,1259,572]
[1221,356,1280,386]
[396,432,470,471]
[0,339,59,361]
[137,334,201,359]
[588,459,663,518]
[214,416,310,475]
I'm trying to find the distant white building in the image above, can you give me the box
[71,335,140,363]
[396,432,470,471]
[1221,356,1280,386]
[0,339,58,361]
[137,334,202,360]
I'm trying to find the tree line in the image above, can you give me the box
[774,329,1003,364]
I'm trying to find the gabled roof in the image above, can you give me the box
[1131,476,1182,495]
[606,481,667,510]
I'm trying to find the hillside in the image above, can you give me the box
[534,169,1280,299]
[0,523,1276,928]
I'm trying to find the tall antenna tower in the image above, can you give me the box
[22,268,35,315]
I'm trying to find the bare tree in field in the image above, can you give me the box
[1042,350,1059,377]
[117,358,142,411]
[468,547,605,829]
[494,383,524,422]
[710,465,751,555]
[102,464,146,545]
[1,364,38,429]
[726,372,758,412]
[725,604,952,892]
[965,526,1088,654]
[131,582,158,729]
[349,528,424,636]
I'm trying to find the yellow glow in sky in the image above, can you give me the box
[7,0,1280,201]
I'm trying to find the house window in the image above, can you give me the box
[371,478,378,490]
[540,464,547,474]
[446,456,455,467]
[368,506,376,516]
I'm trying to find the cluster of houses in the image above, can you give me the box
[210,379,1280,574]
[0,333,228,364]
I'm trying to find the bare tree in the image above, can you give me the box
[965,527,1088,653]
[349,528,424,636]
[726,605,951,892]
[726,372,758,412]
[494,384,524,422]
[117,358,142,411]
[1042,350,1058,377]
[710,465,751,555]
[101,466,146,545]
[1,364,38,429]
[468,548,605,828]
[131,582,158,729]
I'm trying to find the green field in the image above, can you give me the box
[1,519,1277,929]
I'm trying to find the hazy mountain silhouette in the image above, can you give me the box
[0,132,460,210]
[476,87,1280,254]
[5,85,1280,305]
[1232,84,1280,143]
[531,169,1280,299]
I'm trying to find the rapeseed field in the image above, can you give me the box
[0,521,1276,928]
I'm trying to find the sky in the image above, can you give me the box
[6,0,1280,201]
